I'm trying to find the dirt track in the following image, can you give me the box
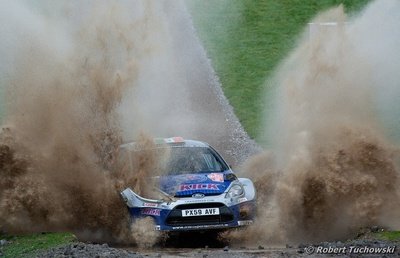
[37,237,400,258]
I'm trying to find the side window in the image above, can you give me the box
[201,153,222,171]
[202,153,213,169]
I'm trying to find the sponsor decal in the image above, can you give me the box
[186,174,207,181]
[184,199,215,203]
[207,173,224,182]
[179,183,219,191]
[143,202,158,207]
[141,208,161,216]
[238,220,253,226]
[172,224,229,230]
[238,197,248,203]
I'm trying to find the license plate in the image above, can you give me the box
[182,208,220,217]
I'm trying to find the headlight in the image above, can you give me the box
[225,184,244,198]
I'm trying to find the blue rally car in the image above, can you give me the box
[120,137,256,231]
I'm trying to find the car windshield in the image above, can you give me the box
[118,146,229,175]
[164,147,228,175]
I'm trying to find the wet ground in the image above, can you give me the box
[34,228,400,258]
[37,238,400,258]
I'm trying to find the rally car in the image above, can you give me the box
[120,137,256,231]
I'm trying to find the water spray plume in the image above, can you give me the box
[0,0,176,245]
[0,0,256,246]
[2,0,398,248]
[236,0,400,244]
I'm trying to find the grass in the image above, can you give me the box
[188,0,371,143]
[372,231,400,242]
[0,232,76,258]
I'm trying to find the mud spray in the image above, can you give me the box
[227,0,400,245]
[0,0,241,247]
[1,0,400,248]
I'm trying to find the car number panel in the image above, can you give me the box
[182,208,220,217]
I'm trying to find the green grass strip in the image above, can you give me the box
[1,232,76,258]
[189,0,371,142]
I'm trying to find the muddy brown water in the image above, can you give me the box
[1,0,400,252]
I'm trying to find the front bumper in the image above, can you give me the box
[121,188,255,232]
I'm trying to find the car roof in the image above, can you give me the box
[180,139,209,148]
[119,137,210,150]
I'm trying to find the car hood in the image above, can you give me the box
[158,172,233,197]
